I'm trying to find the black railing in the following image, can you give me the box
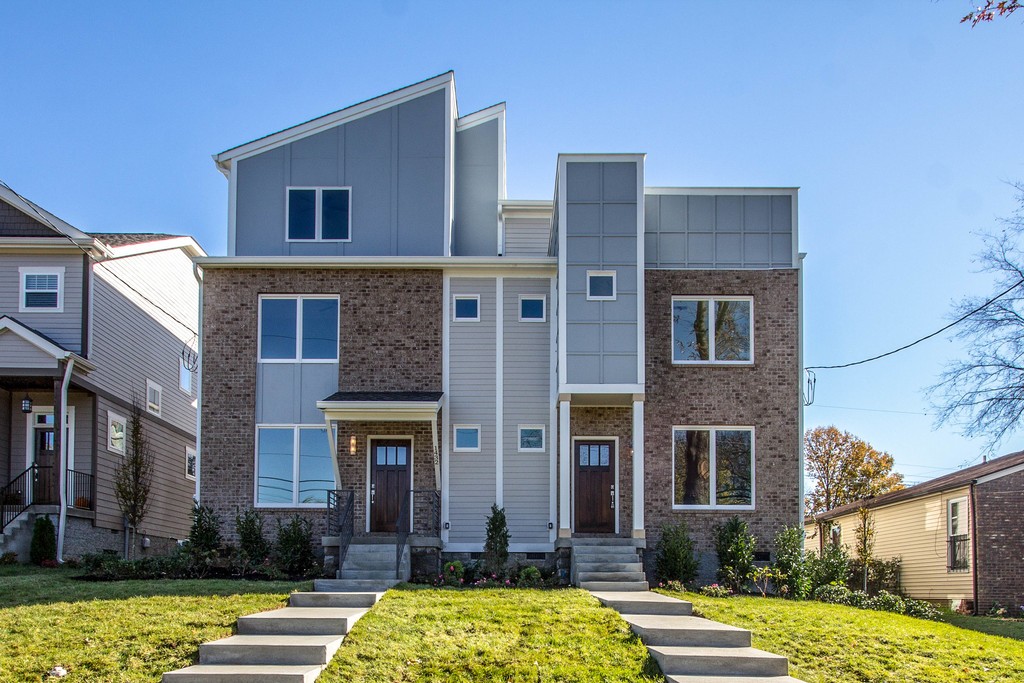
[948,534,971,572]
[67,469,95,510]
[327,489,355,568]
[396,488,442,580]
[1,465,54,532]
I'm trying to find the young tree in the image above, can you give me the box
[854,506,875,592]
[804,426,904,517]
[931,185,1024,450]
[114,395,154,559]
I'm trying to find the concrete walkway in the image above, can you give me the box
[591,591,805,683]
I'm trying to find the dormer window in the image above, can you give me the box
[287,187,351,241]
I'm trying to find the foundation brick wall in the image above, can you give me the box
[568,407,634,537]
[200,268,442,543]
[643,269,801,580]
[974,470,1024,612]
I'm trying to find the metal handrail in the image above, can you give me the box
[395,488,441,579]
[327,489,355,568]
[67,469,95,510]
[395,489,412,579]
[1,465,53,532]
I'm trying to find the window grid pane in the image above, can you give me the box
[301,299,339,359]
[715,430,752,505]
[714,300,752,361]
[288,189,316,240]
[674,429,711,505]
[455,428,479,450]
[260,299,298,359]
[588,275,614,298]
[298,428,333,504]
[454,298,479,320]
[519,428,544,450]
[257,428,295,505]
[672,300,710,361]
[520,298,544,320]
[321,189,350,240]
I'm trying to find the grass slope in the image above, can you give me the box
[0,566,306,682]
[321,586,661,683]
[661,589,1024,683]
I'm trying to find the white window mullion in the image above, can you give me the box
[314,188,323,240]
[709,429,718,506]
[708,305,717,362]
[295,297,304,361]
[292,427,301,506]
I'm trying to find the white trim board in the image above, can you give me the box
[975,462,1024,485]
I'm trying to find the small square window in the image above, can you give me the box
[107,411,126,454]
[587,271,616,301]
[519,296,546,322]
[454,425,481,451]
[287,187,351,241]
[19,267,64,312]
[146,380,162,416]
[185,447,197,480]
[518,426,545,452]
[454,296,480,322]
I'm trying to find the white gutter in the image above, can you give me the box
[196,256,556,270]
[193,262,203,503]
[55,356,75,563]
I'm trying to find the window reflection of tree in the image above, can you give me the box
[675,430,710,505]
[673,300,709,360]
[715,430,751,505]
[715,301,750,361]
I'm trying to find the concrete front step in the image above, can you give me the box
[200,635,343,666]
[341,556,410,571]
[315,578,401,591]
[237,607,366,636]
[163,664,323,683]
[620,614,751,647]
[579,580,649,591]
[577,571,647,583]
[667,677,804,683]
[591,591,693,616]
[571,537,641,547]
[648,645,790,678]
[574,561,643,573]
[289,591,380,608]
[573,545,639,556]
[340,569,405,580]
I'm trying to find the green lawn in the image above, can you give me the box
[321,586,660,683]
[659,589,1024,683]
[0,566,307,682]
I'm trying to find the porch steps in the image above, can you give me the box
[591,591,804,682]
[335,542,410,582]
[161,591,381,682]
[571,539,648,591]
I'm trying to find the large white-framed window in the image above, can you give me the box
[518,295,546,322]
[107,410,126,454]
[672,296,754,364]
[453,425,481,452]
[672,426,755,510]
[146,380,162,417]
[518,425,545,452]
[255,424,336,507]
[947,497,967,537]
[947,496,970,572]
[185,446,197,480]
[258,295,340,362]
[586,270,616,301]
[453,295,480,322]
[286,187,352,242]
[19,266,64,313]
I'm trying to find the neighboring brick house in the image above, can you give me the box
[0,183,204,560]
[198,71,804,581]
[805,450,1024,613]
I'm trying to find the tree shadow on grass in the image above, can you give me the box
[941,613,1024,642]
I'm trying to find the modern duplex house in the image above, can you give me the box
[198,72,803,582]
[0,184,203,560]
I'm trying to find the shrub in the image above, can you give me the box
[869,556,902,595]
[714,517,756,593]
[814,584,852,605]
[438,560,465,587]
[904,598,942,620]
[517,565,542,588]
[234,508,270,574]
[808,542,851,591]
[483,504,510,574]
[659,580,685,592]
[752,566,784,598]
[0,551,18,565]
[274,516,319,578]
[699,583,732,598]
[29,516,57,565]
[866,590,905,614]
[846,590,870,609]
[188,503,222,553]
[655,522,699,585]
[773,526,811,599]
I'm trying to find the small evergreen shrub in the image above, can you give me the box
[808,542,852,591]
[234,507,270,574]
[814,584,852,605]
[274,515,319,578]
[773,525,811,599]
[654,522,699,585]
[437,560,465,586]
[866,590,905,614]
[846,589,870,609]
[0,551,18,565]
[483,504,510,575]
[29,516,57,565]
[904,598,942,620]
[714,516,756,593]
[188,503,222,553]
[517,565,543,588]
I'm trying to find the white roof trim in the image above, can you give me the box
[195,255,556,270]
[105,235,207,259]
[0,317,94,371]
[975,461,1024,485]
[645,187,800,195]
[0,185,93,241]
[214,72,455,172]
[317,399,442,423]
[456,103,505,130]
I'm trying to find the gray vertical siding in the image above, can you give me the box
[234,89,447,257]
[502,278,552,544]
[256,363,339,424]
[503,217,551,257]
[564,161,639,385]
[447,277,497,544]
[0,254,84,352]
[88,248,198,436]
[644,193,795,268]
[453,119,499,256]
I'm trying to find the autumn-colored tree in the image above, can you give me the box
[804,426,904,517]
[962,1,1021,26]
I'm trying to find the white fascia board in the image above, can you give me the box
[104,236,207,260]
[317,400,442,413]
[499,199,553,209]
[0,238,105,255]
[975,462,1024,485]
[645,187,800,195]
[0,185,93,241]
[196,256,556,270]
[455,102,505,130]
[214,72,456,172]
[559,383,646,395]
[557,153,646,165]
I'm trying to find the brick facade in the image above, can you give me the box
[568,406,634,537]
[974,470,1024,612]
[200,268,442,542]
[643,269,801,579]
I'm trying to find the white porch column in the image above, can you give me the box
[632,399,645,538]
[558,399,571,537]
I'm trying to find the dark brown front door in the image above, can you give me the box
[575,440,615,533]
[34,427,57,504]
[370,439,411,533]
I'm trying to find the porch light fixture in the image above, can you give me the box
[21,395,32,414]
[349,435,357,455]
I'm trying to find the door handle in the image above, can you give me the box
[610,484,615,509]
[370,484,376,505]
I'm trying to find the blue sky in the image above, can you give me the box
[2,2,1022,486]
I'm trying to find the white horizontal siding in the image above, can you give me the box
[504,218,550,257]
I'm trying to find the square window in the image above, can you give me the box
[519,296,546,322]
[672,297,753,364]
[454,425,481,451]
[259,296,338,361]
[185,447,197,480]
[518,426,545,452]
[107,411,126,454]
[287,187,351,241]
[587,271,616,301]
[672,427,753,508]
[19,267,64,312]
[146,380,162,416]
[453,296,480,322]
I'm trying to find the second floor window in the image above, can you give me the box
[672,296,753,364]
[287,187,351,241]
[259,296,339,362]
[20,267,64,312]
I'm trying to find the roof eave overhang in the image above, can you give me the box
[316,399,442,422]
[196,256,557,270]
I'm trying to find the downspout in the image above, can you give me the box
[969,479,979,615]
[192,262,203,503]
[55,356,75,563]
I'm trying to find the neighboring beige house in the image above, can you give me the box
[806,450,1024,613]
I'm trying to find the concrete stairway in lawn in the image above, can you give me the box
[162,591,380,682]
[324,541,409,591]
[572,538,648,591]
[592,591,804,683]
